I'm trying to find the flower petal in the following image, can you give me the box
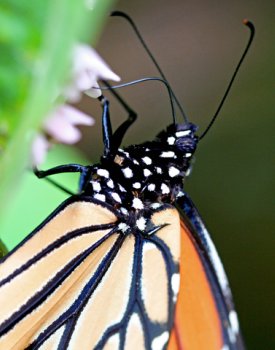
[44,105,94,144]
[59,105,94,126]
[73,44,120,82]
[31,134,50,166]
[63,44,120,101]
[84,81,102,98]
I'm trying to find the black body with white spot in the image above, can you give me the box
[85,123,197,213]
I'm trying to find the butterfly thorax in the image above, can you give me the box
[84,123,198,226]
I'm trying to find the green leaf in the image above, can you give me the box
[0,0,116,248]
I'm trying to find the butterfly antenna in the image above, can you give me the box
[111,10,189,123]
[199,20,255,140]
[101,77,176,124]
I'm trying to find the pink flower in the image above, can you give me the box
[32,105,94,166]
[63,44,120,102]
[32,44,119,166]
[44,105,93,144]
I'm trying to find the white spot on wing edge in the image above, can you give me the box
[151,331,169,350]
[229,310,239,335]
[228,327,237,344]
[200,220,230,295]
[221,346,230,350]
[171,273,180,302]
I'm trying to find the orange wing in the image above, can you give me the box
[167,221,223,350]
[168,195,244,350]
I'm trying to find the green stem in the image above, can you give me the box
[0,0,116,226]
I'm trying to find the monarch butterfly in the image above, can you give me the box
[0,12,254,350]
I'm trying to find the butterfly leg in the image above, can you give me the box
[99,81,137,158]
[33,164,91,195]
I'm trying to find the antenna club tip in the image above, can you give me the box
[242,19,255,31]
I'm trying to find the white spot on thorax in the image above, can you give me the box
[161,183,170,194]
[176,191,185,198]
[122,167,133,178]
[107,179,114,188]
[147,184,156,191]
[202,225,229,294]
[132,198,144,210]
[91,181,101,192]
[156,167,162,174]
[167,136,176,145]
[168,166,180,177]
[150,203,161,209]
[119,149,130,157]
[143,168,152,177]
[97,169,109,178]
[142,156,152,165]
[133,159,139,165]
[120,207,128,215]
[136,217,147,231]
[94,193,106,202]
[160,151,175,158]
[133,182,141,189]
[119,184,127,192]
[175,130,191,137]
[111,192,122,203]
[185,152,192,157]
[151,331,169,350]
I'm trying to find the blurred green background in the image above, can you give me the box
[1,0,274,349]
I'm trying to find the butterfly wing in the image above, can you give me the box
[167,195,245,350]
[0,196,119,349]
[0,198,181,349]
